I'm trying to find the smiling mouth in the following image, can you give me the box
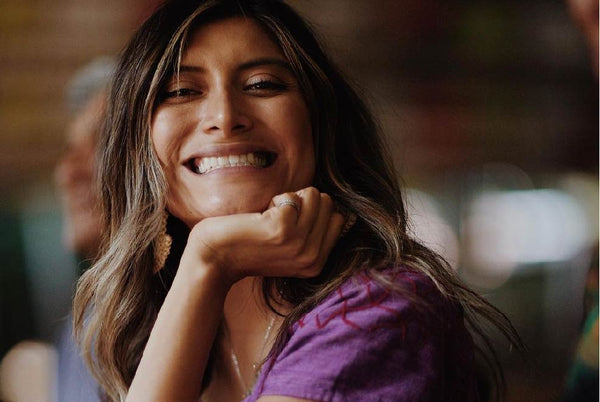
[187,151,277,174]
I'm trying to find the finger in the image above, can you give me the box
[295,187,321,234]
[303,193,336,256]
[268,192,302,225]
[315,211,345,267]
[270,192,301,212]
[297,210,345,278]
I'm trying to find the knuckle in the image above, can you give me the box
[287,237,305,257]
[270,224,291,245]
[273,191,291,201]
[320,194,333,210]
[305,186,319,198]
[304,265,322,278]
[298,248,319,267]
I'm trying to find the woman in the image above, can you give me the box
[74,1,520,401]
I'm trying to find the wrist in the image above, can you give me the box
[177,246,234,296]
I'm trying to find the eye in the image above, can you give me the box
[168,88,194,97]
[162,88,199,99]
[244,79,287,94]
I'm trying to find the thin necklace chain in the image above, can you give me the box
[230,316,276,399]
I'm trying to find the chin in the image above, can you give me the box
[207,197,272,217]
[175,197,272,228]
[213,185,278,211]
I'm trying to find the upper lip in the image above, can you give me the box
[181,143,277,165]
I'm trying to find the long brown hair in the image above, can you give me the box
[74,1,521,400]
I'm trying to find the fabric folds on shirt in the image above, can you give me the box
[244,267,479,402]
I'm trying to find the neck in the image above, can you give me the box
[223,277,266,331]
[208,277,283,399]
[222,277,282,359]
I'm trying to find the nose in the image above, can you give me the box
[200,88,252,136]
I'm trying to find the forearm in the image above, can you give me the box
[126,262,229,401]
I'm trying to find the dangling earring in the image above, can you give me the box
[154,210,172,273]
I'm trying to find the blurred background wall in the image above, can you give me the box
[0,0,597,401]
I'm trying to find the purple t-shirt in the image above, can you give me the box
[244,268,479,402]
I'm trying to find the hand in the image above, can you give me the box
[180,187,346,287]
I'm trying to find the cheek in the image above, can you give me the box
[151,105,195,167]
[150,110,197,221]
[150,113,174,166]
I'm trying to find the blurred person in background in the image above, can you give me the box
[562,0,599,400]
[55,58,109,263]
[0,57,113,402]
[53,57,115,402]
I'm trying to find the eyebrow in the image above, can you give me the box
[179,57,292,73]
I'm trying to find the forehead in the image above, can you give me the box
[182,17,285,66]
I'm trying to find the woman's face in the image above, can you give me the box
[151,17,315,227]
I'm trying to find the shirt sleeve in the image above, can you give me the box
[256,271,478,402]
[56,316,102,402]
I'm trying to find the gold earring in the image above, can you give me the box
[154,211,172,273]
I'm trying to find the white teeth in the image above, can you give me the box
[193,152,269,174]
[200,159,209,173]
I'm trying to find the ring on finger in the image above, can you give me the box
[277,199,300,213]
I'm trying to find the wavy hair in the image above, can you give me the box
[73,0,521,400]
